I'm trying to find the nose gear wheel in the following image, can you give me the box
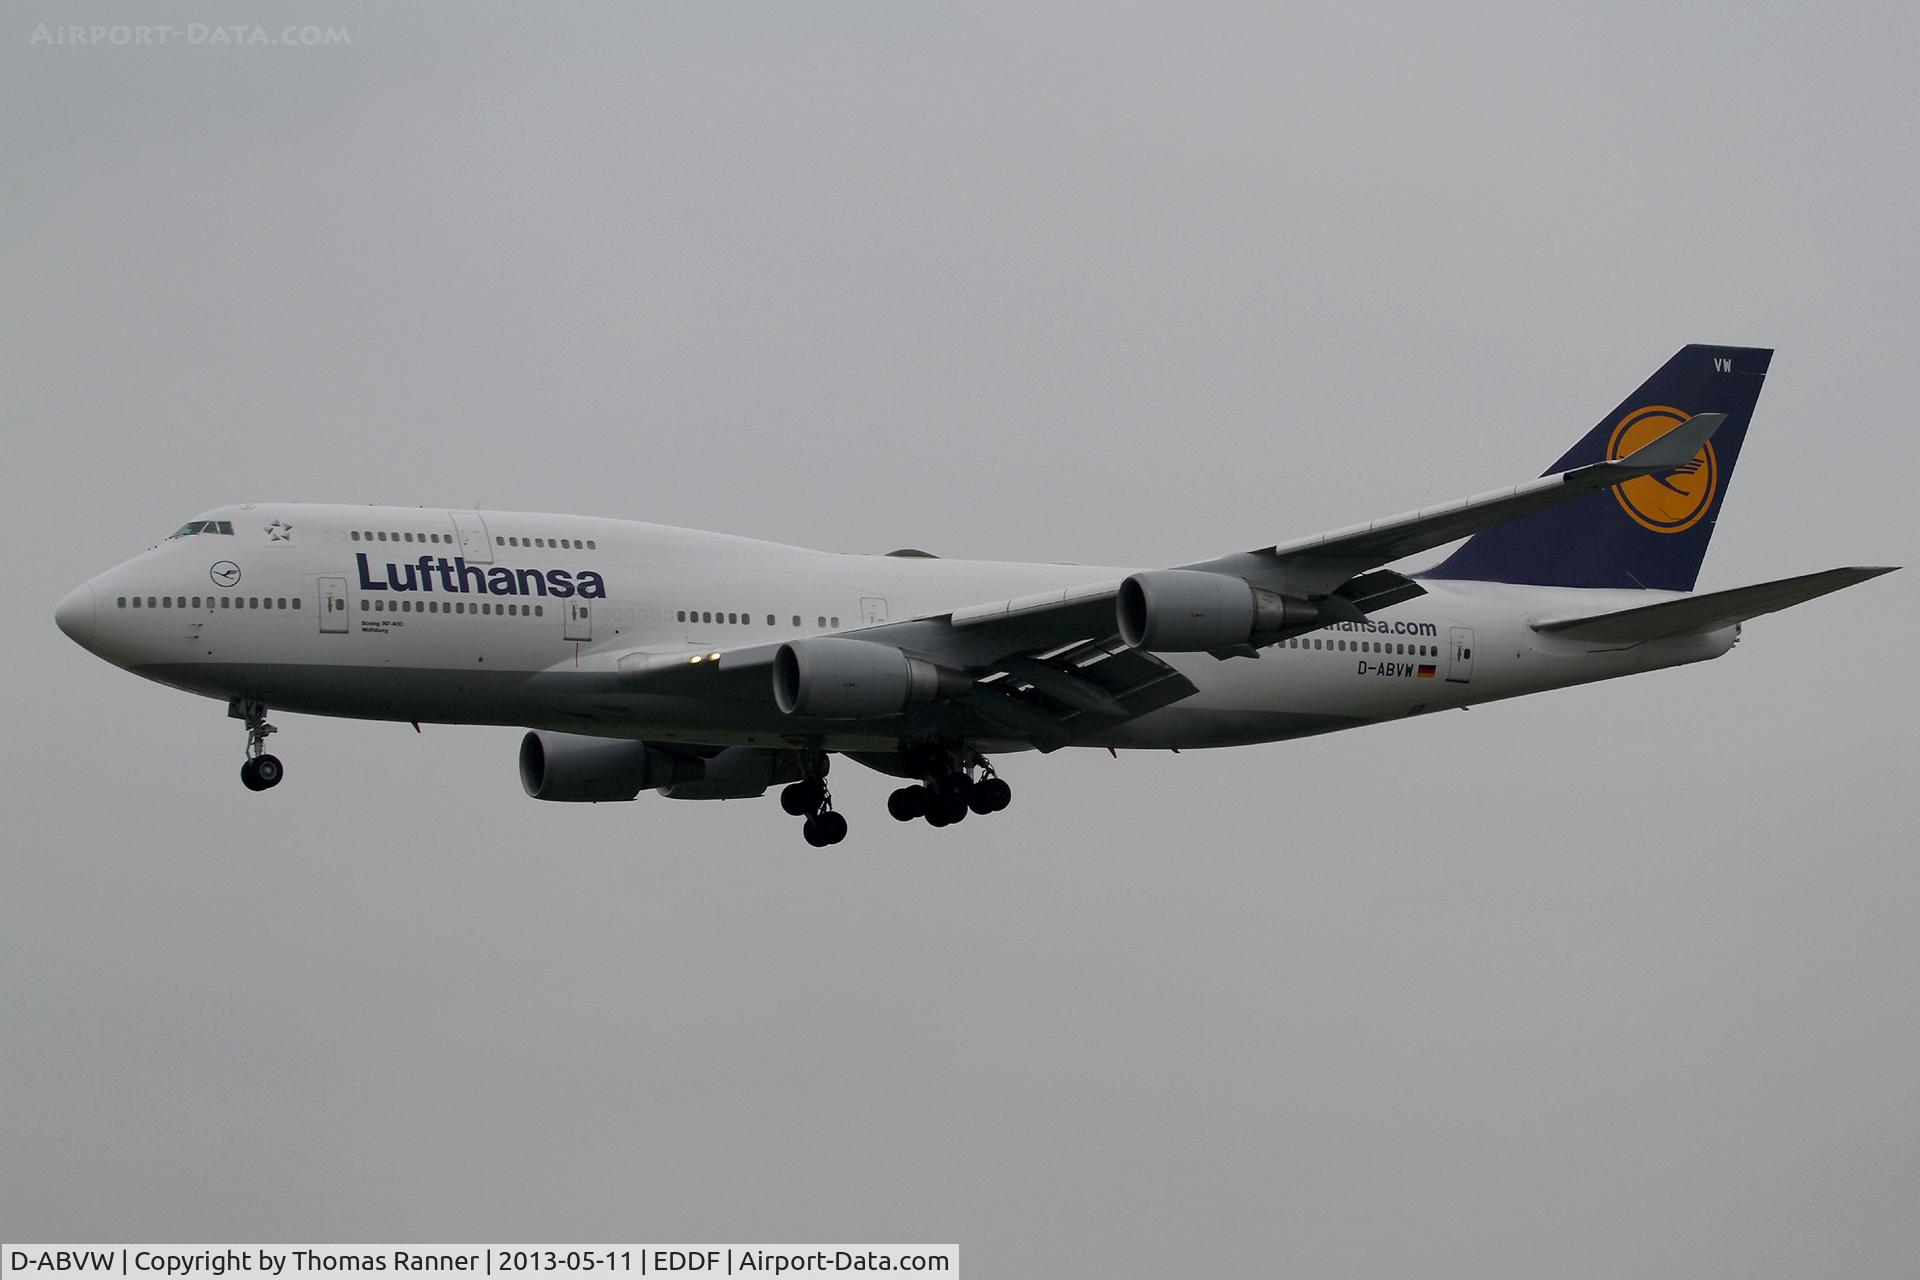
[232,699,284,792]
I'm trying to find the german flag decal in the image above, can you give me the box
[1416,664,1437,679]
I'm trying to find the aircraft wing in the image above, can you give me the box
[609,412,1730,747]
[611,598,1195,751]
[1185,412,1727,596]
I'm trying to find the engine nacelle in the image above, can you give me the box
[773,636,969,719]
[1117,569,1323,652]
[519,731,696,802]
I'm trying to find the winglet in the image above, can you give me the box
[1607,411,1725,473]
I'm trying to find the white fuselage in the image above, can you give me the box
[57,503,1737,754]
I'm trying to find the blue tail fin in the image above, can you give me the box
[1421,344,1772,591]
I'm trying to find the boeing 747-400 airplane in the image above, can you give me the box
[55,346,1895,844]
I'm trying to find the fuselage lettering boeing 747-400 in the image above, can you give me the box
[56,346,1896,845]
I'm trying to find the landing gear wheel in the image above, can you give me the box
[781,778,826,816]
[802,811,849,847]
[233,698,283,792]
[975,777,1011,813]
[888,786,929,822]
[927,793,968,826]
[251,754,284,790]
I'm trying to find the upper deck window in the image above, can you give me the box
[169,520,234,538]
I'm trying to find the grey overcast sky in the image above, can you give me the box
[4,2,1916,1273]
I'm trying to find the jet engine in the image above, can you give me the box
[773,636,970,719]
[1116,569,1324,652]
[518,731,697,801]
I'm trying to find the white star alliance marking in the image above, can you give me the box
[265,520,293,541]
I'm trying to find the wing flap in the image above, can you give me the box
[1533,566,1898,642]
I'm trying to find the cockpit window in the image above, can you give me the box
[169,520,234,538]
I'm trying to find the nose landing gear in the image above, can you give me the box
[231,698,284,792]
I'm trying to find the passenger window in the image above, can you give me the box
[292,598,301,609]
[586,540,596,550]
[117,597,127,608]
[360,599,369,611]
[351,531,362,541]
[535,605,544,617]
[766,614,775,625]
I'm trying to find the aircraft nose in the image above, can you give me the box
[55,582,97,649]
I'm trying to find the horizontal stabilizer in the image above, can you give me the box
[1533,566,1898,643]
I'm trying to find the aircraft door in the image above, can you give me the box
[319,577,349,634]
[451,511,494,564]
[1447,626,1475,684]
[861,596,889,625]
[564,600,593,642]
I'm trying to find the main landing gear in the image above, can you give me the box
[231,698,284,792]
[885,748,1012,829]
[779,753,847,846]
